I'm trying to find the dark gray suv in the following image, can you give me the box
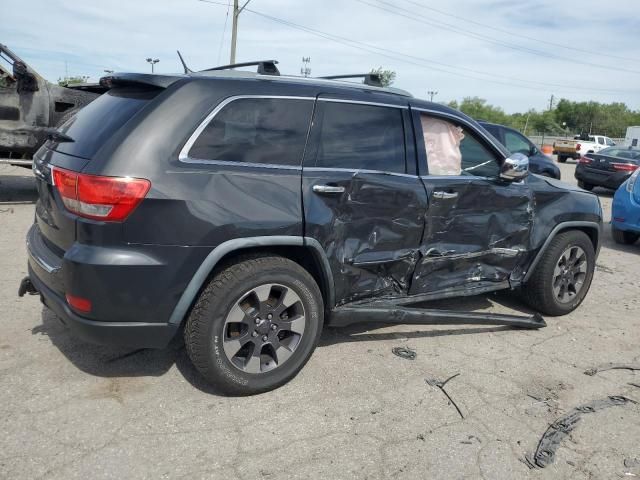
[20,63,603,394]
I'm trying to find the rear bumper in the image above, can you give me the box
[27,265,178,348]
[575,167,630,189]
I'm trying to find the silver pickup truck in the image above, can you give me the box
[0,43,104,167]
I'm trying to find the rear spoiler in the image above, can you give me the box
[99,73,184,90]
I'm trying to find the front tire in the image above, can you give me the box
[522,230,595,316]
[612,226,639,245]
[184,255,323,395]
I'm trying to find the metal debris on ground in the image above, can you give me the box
[525,395,637,469]
[392,346,416,360]
[425,373,464,419]
[584,363,640,376]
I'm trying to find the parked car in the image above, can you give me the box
[0,43,104,167]
[479,121,561,179]
[611,169,640,245]
[19,63,603,394]
[574,146,640,191]
[554,134,615,163]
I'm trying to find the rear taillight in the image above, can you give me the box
[611,163,639,172]
[578,156,592,165]
[576,143,581,151]
[52,167,150,222]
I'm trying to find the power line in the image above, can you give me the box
[197,1,636,95]
[396,0,640,64]
[242,7,635,95]
[355,0,640,76]
[216,0,231,65]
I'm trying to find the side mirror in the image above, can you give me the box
[500,153,529,181]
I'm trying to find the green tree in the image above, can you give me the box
[369,67,396,87]
[57,75,89,86]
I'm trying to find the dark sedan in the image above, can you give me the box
[479,121,561,179]
[574,147,640,191]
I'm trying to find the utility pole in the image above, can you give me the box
[548,94,555,111]
[230,0,252,64]
[300,57,311,77]
[427,90,438,102]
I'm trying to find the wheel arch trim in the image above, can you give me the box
[168,236,334,325]
[522,221,601,283]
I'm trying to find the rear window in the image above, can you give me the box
[52,87,159,159]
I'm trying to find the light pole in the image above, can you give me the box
[146,58,159,73]
[427,90,438,102]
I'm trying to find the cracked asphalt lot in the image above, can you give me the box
[1,162,639,479]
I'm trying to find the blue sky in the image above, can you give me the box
[2,0,639,112]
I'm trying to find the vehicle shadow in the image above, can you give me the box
[33,291,538,395]
[0,167,37,203]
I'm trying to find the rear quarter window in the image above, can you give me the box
[187,98,314,166]
[52,87,159,159]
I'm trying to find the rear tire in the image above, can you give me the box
[184,255,323,395]
[557,155,567,163]
[522,230,595,316]
[612,226,639,245]
[577,180,594,191]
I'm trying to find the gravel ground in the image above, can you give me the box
[1,161,639,479]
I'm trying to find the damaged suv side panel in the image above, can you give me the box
[302,96,428,305]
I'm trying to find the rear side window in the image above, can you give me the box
[310,102,406,173]
[53,87,159,159]
[188,98,313,166]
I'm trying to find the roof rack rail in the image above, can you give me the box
[319,73,383,87]
[201,60,280,76]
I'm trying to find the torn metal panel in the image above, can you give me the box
[303,169,427,305]
[410,177,533,295]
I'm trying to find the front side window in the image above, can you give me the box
[311,102,406,173]
[420,114,500,177]
[504,130,532,156]
[188,98,314,166]
[606,138,615,146]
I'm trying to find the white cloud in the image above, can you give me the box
[3,0,639,111]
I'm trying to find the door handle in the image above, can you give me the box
[432,191,458,199]
[313,185,345,194]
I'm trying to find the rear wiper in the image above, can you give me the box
[43,128,75,143]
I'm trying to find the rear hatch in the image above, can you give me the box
[33,84,163,254]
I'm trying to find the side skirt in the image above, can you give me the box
[327,304,546,330]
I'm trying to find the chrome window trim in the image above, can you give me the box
[178,95,315,164]
[179,95,410,168]
[317,97,408,109]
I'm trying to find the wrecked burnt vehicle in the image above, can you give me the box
[0,43,103,166]
[19,61,603,394]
